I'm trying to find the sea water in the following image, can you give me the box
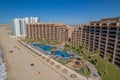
[0,49,7,80]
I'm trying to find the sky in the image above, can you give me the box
[0,0,120,25]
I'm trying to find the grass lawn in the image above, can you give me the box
[56,59,71,65]
[22,38,61,45]
[68,44,120,80]
[77,65,91,77]
[89,56,120,80]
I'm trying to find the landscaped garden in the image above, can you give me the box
[76,65,91,77]
[64,43,120,80]
[22,38,91,77]
[22,38,120,80]
[22,37,61,45]
[89,56,120,80]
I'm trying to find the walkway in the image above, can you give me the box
[85,61,101,80]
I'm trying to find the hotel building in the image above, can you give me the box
[26,23,69,42]
[12,17,39,37]
[71,17,120,65]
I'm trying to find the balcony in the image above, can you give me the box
[101,39,106,42]
[94,42,98,45]
[107,49,114,53]
[100,49,105,54]
[100,43,105,47]
[115,56,120,60]
[107,44,114,48]
[117,48,120,51]
[101,35,107,38]
[115,60,120,64]
[116,52,120,55]
[100,46,105,49]
[107,48,114,52]
[95,38,99,41]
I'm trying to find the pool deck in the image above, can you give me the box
[31,43,71,59]
[19,40,92,80]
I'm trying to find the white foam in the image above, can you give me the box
[0,49,7,80]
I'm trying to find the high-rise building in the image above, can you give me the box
[71,17,120,65]
[12,17,39,37]
[26,23,69,42]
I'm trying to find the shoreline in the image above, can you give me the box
[0,47,7,80]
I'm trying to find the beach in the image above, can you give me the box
[0,26,65,80]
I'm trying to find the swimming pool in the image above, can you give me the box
[56,51,71,59]
[32,43,71,59]
[33,43,41,47]
[42,45,51,51]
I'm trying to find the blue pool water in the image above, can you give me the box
[33,43,41,47]
[32,43,71,59]
[56,51,71,59]
[42,45,51,51]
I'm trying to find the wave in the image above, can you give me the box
[0,49,7,80]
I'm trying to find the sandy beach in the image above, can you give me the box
[0,27,65,80]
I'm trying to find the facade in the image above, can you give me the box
[13,17,39,37]
[71,17,120,65]
[26,23,69,42]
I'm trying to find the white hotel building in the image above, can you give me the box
[12,17,39,37]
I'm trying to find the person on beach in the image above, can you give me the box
[36,71,40,75]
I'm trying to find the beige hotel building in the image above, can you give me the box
[26,23,70,42]
[25,17,120,65]
[71,17,120,65]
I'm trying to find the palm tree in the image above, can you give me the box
[83,61,86,76]
[105,53,111,74]
[95,49,100,56]
[89,49,100,57]
[64,43,69,48]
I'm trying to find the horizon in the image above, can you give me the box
[0,0,120,25]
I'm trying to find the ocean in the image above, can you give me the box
[0,49,7,80]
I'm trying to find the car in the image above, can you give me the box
[93,73,98,77]
[30,63,34,67]
[76,57,82,60]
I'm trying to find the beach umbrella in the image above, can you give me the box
[56,65,61,69]
[42,56,45,59]
[41,56,43,58]
[71,74,77,78]
[38,54,41,56]
[62,69,68,73]
[35,52,38,55]
[46,58,50,62]
[50,61,54,65]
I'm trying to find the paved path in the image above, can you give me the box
[85,61,101,80]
